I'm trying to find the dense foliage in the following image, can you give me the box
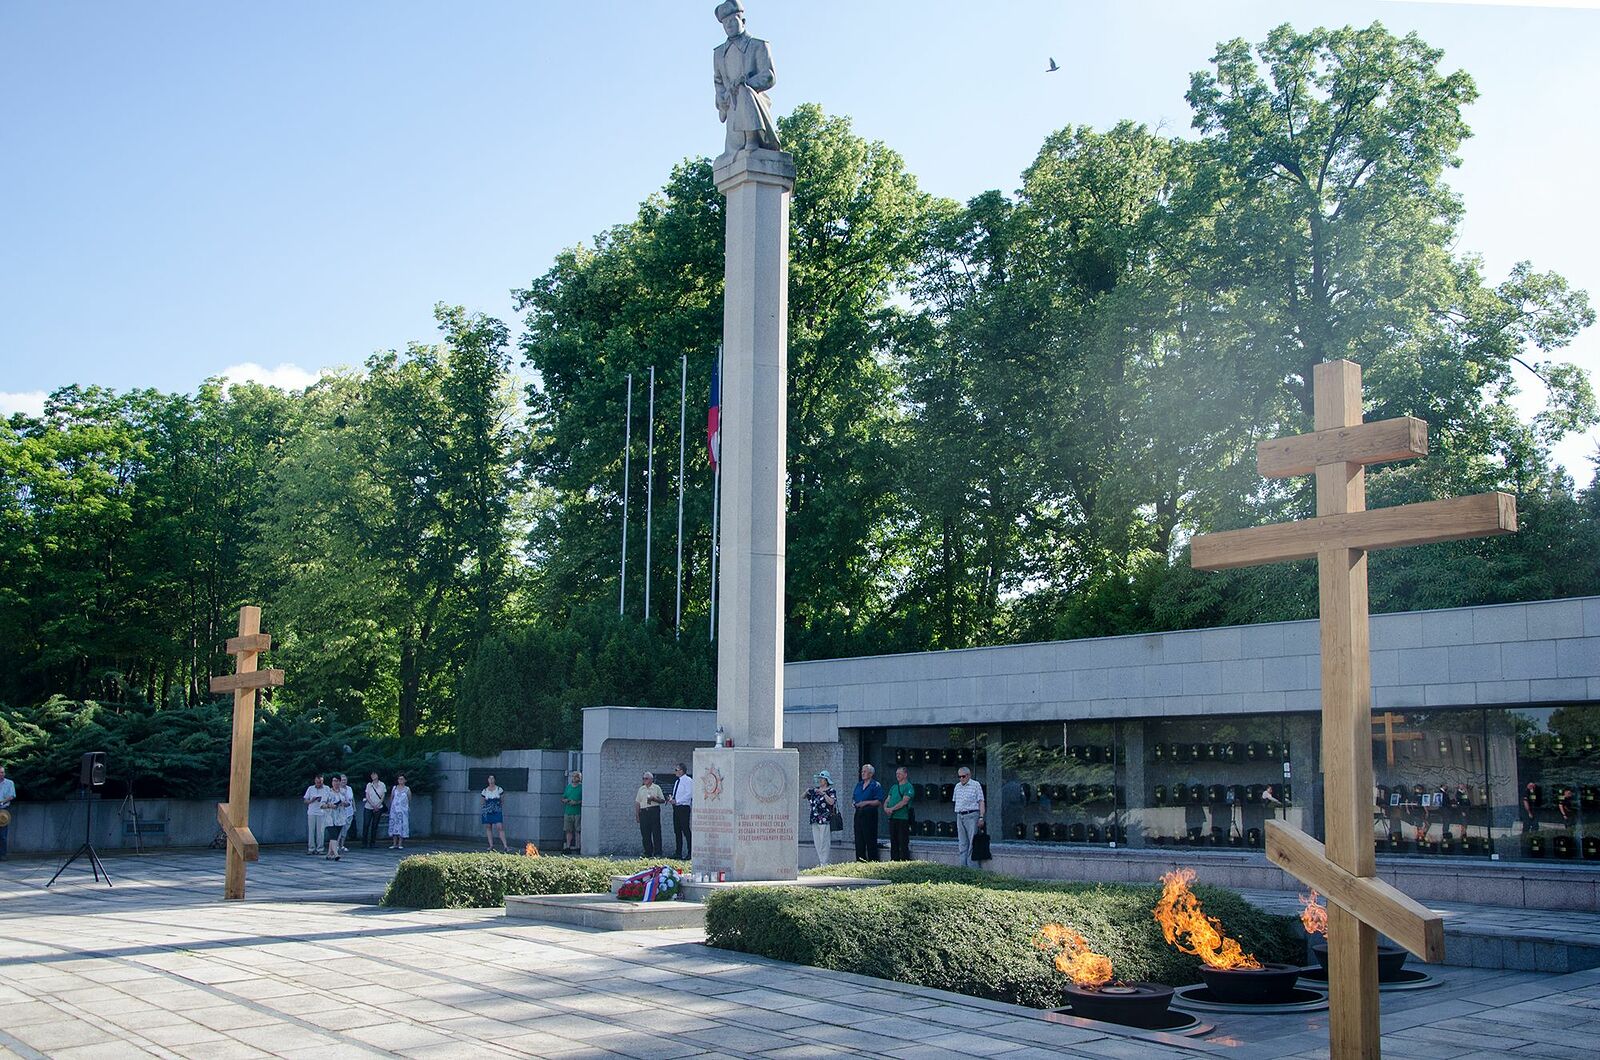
[705,868,1301,1006]
[380,852,689,908]
[0,696,436,801]
[0,22,1595,764]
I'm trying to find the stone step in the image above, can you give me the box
[504,893,706,930]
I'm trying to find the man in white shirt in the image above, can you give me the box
[635,772,665,856]
[952,766,986,869]
[303,773,328,854]
[669,763,694,859]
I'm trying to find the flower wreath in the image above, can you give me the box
[615,865,682,902]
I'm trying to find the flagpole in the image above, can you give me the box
[645,365,656,623]
[619,373,632,616]
[675,353,687,639]
[709,344,723,642]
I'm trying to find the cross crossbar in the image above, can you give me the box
[216,802,260,861]
[1191,492,1516,571]
[225,633,273,654]
[210,669,285,694]
[1257,416,1428,479]
[1266,821,1443,961]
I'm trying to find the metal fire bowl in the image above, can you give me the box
[1195,962,1307,1005]
[1058,982,1174,1030]
[1174,983,1330,1014]
[1298,965,1442,992]
[1311,941,1410,981]
[1049,1004,1212,1036]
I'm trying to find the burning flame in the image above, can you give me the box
[1300,890,1327,937]
[1154,869,1263,970]
[1036,923,1114,989]
[523,842,540,857]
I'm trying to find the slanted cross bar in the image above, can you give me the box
[1192,360,1515,1059]
[209,606,284,900]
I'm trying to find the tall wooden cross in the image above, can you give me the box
[1371,711,1424,768]
[1191,360,1516,1059]
[209,605,285,900]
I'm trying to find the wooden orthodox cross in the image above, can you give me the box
[1371,711,1425,768]
[1191,360,1516,1059]
[210,606,284,900]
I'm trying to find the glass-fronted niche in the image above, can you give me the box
[854,702,1600,863]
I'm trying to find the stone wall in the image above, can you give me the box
[1,795,432,855]
[786,597,1600,729]
[580,706,840,856]
[430,749,576,849]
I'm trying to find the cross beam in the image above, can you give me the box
[1372,711,1425,768]
[209,606,278,900]
[1266,822,1443,961]
[1190,360,1516,1060]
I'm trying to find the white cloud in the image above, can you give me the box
[220,362,323,392]
[0,391,47,417]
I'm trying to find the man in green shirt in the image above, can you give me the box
[886,766,916,861]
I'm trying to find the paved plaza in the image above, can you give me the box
[1,848,1599,1058]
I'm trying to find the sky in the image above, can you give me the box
[2,0,1598,482]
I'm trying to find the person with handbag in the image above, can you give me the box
[361,771,387,849]
[885,765,916,861]
[804,771,839,865]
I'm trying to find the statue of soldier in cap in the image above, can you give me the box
[713,1,781,161]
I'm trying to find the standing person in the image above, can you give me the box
[387,774,411,849]
[953,765,987,869]
[885,766,916,861]
[669,763,694,859]
[803,771,837,866]
[635,772,665,857]
[322,776,351,861]
[561,771,583,853]
[303,773,328,855]
[361,771,387,849]
[0,765,15,861]
[481,774,509,852]
[335,775,356,854]
[852,764,884,862]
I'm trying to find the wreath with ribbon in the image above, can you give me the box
[615,865,682,902]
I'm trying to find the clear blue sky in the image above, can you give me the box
[2,1,1597,480]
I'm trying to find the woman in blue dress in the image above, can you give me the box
[482,774,509,852]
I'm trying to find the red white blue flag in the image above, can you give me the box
[707,358,721,472]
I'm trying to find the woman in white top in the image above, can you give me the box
[482,775,508,852]
[388,774,411,849]
[362,771,387,849]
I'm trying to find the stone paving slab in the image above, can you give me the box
[1,850,1598,1057]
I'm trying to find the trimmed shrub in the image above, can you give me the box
[707,871,1300,1007]
[380,853,690,908]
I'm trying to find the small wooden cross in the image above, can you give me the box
[1371,711,1425,768]
[209,606,285,900]
[1192,360,1516,1060]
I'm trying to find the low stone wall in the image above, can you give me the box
[1,795,433,855]
[581,706,844,857]
[430,749,576,848]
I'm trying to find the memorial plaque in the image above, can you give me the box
[467,768,528,792]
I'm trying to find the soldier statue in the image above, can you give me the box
[713,0,781,160]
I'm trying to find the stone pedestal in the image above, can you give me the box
[691,746,799,882]
[712,148,794,752]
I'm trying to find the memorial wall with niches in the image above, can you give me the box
[854,702,1600,862]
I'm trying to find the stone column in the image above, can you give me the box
[691,148,799,884]
[713,147,793,751]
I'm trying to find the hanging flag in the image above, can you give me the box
[706,357,721,471]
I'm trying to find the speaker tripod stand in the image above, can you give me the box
[46,785,113,888]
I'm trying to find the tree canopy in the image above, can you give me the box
[0,22,1594,767]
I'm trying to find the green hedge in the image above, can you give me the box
[380,853,690,908]
[708,864,1300,1007]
